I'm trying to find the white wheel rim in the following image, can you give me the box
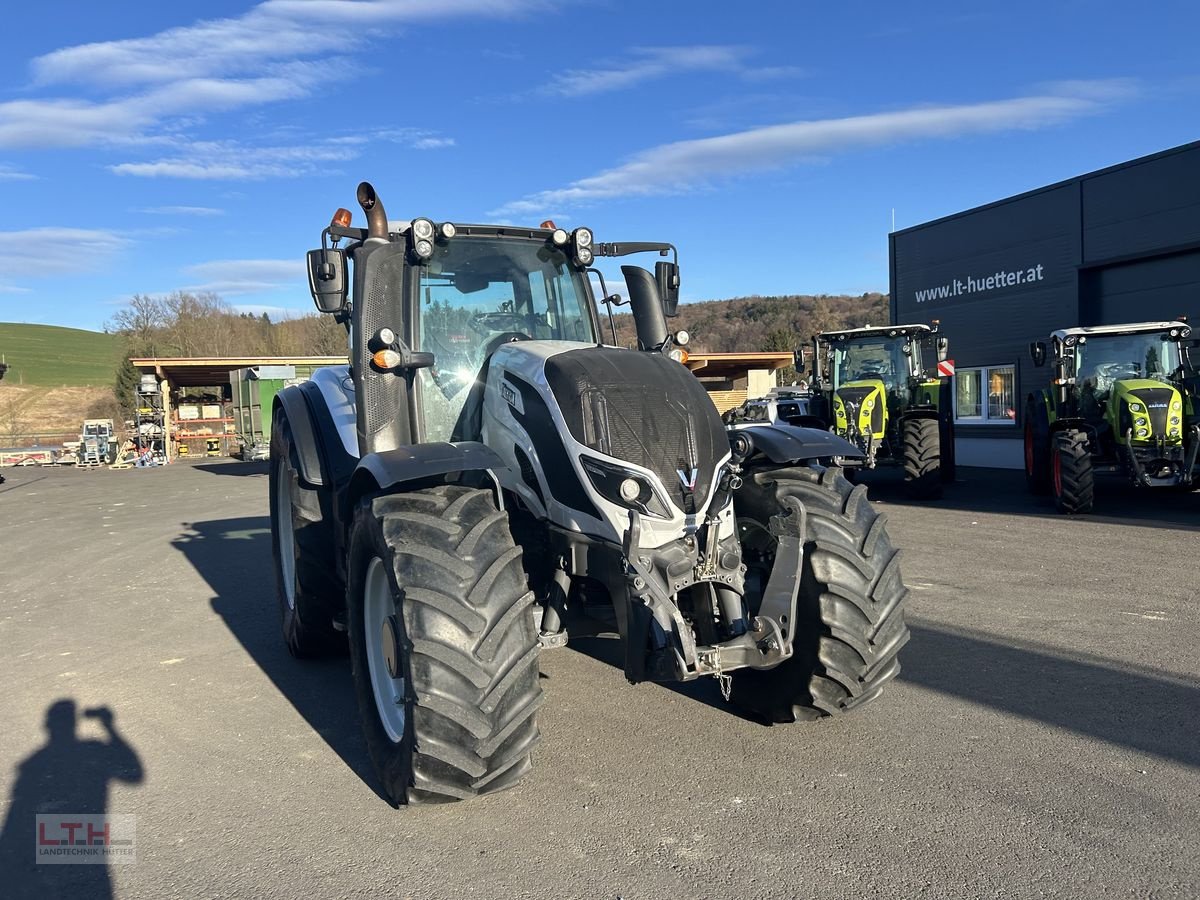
[275,464,296,610]
[364,557,406,744]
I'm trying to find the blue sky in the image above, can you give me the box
[1,0,1197,331]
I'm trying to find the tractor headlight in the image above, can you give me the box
[551,228,568,246]
[576,246,594,266]
[1135,416,1148,427]
[1128,402,1143,412]
[413,238,434,259]
[864,399,874,410]
[412,218,435,241]
[1170,416,1182,426]
[580,456,671,519]
[1136,427,1149,438]
[1173,401,1183,411]
[438,222,456,239]
[573,227,592,249]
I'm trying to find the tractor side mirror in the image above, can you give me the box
[936,336,949,362]
[655,261,680,317]
[1030,341,1047,367]
[307,248,347,314]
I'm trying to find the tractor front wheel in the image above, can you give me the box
[729,466,910,722]
[1052,429,1094,514]
[347,486,542,805]
[901,416,942,499]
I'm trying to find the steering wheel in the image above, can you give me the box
[1095,362,1139,380]
[470,311,528,335]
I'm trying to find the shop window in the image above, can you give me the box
[954,365,1016,424]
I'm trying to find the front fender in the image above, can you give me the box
[348,441,508,509]
[729,423,863,463]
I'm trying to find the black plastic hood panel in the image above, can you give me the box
[544,347,728,514]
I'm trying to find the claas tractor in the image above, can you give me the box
[805,324,953,499]
[267,182,912,806]
[1024,320,1197,514]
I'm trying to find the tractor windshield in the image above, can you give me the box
[1075,332,1181,400]
[832,337,912,391]
[417,236,595,440]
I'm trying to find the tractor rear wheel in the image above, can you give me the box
[729,466,910,722]
[1024,402,1051,494]
[901,416,942,499]
[347,486,542,805]
[269,412,343,657]
[1052,429,1094,514]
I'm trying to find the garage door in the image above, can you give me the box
[1081,249,1200,326]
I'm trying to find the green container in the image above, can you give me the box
[229,366,300,460]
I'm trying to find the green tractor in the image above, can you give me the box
[806,324,953,499]
[1024,320,1197,513]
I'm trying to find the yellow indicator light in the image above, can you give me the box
[372,349,402,370]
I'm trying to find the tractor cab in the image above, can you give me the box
[1025,320,1197,513]
[805,324,951,497]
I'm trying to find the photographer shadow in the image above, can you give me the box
[0,700,144,900]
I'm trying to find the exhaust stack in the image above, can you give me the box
[356,181,389,242]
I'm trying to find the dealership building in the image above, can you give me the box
[889,140,1200,468]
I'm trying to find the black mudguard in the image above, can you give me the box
[274,382,358,489]
[349,441,508,506]
[730,423,863,463]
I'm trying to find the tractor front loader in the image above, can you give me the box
[1024,320,1196,513]
[805,324,953,499]
[268,182,912,806]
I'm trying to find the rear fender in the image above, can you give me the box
[273,382,358,489]
[348,441,509,512]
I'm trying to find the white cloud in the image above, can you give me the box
[0,228,129,275]
[137,206,226,217]
[544,45,804,97]
[0,164,36,181]
[492,82,1134,215]
[111,138,360,180]
[377,128,457,150]
[183,258,304,295]
[0,284,33,294]
[6,0,547,151]
[112,129,453,180]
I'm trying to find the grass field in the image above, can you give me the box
[0,322,123,387]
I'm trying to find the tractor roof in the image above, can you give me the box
[1052,321,1190,341]
[816,323,935,342]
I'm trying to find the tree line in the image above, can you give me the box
[106,292,347,417]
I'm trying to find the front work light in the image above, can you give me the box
[573,227,593,249]
[412,218,435,241]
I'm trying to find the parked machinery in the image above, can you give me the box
[78,419,117,467]
[1024,320,1196,513]
[806,324,953,498]
[267,182,912,805]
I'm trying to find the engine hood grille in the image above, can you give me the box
[1125,385,1176,438]
[544,347,728,514]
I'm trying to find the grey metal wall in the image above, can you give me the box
[890,184,1080,435]
[890,141,1200,447]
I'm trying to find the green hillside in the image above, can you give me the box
[0,323,123,387]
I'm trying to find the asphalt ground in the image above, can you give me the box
[0,459,1197,899]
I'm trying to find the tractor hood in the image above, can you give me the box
[834,379,888,439]
[1109,379,1185,444]
[481,340,732,546]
